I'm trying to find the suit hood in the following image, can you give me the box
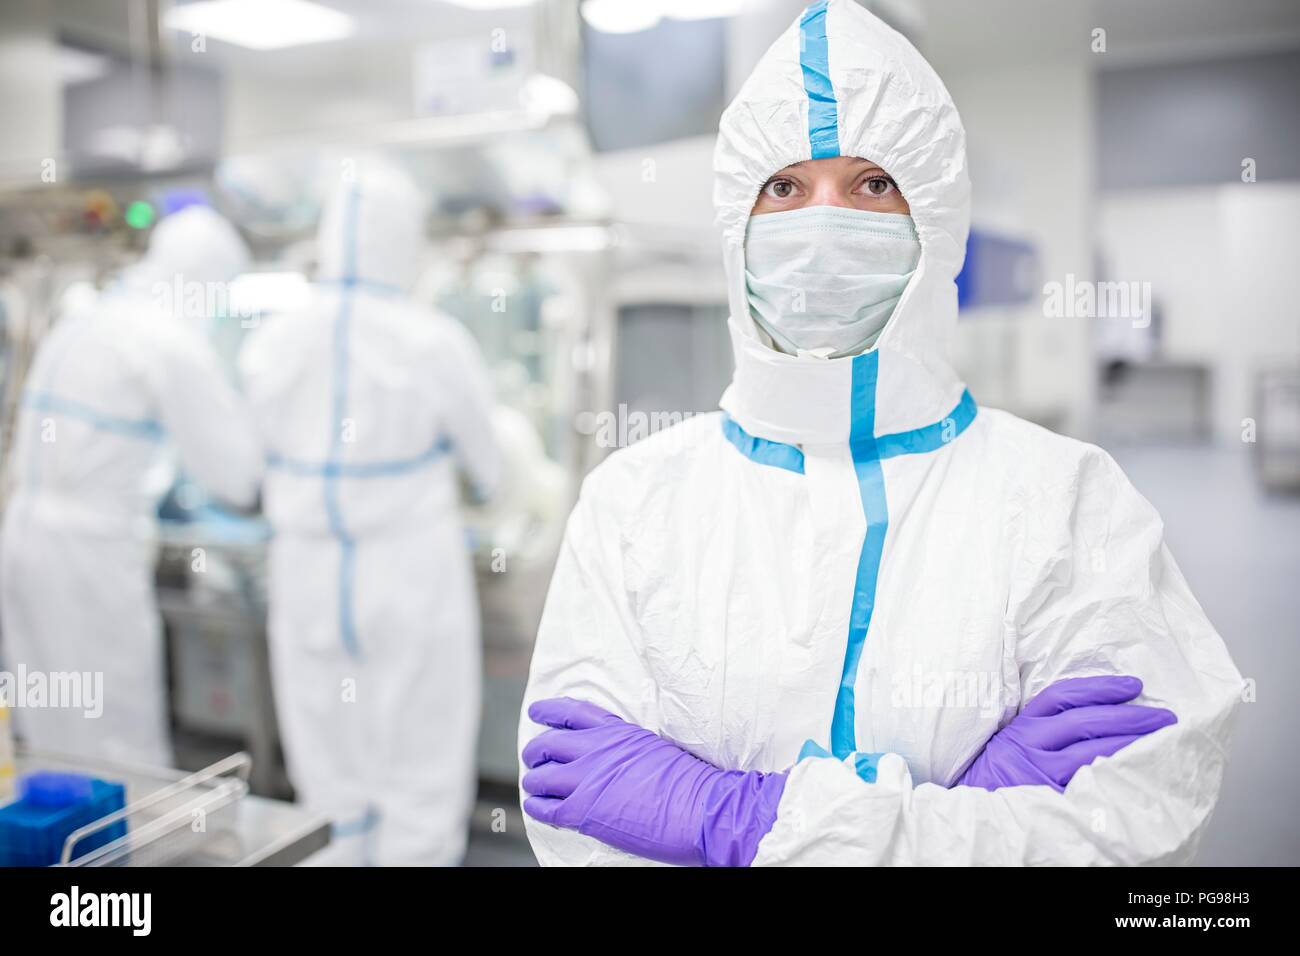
[715,0,972,445]
[316,163,426,294]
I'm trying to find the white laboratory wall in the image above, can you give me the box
[1098,182,1300,443]
[934,58,1096,436]
[0,6,62,182]
[591,135,716,233]
[223,58,411,151]
[1221,183,1300,441]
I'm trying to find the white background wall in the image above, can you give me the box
[1099,182,1300,442]
[940,59,1096,435]
[0,2,63,183]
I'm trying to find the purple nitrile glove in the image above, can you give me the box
[957,675,1177,792]
[521,697,787,867]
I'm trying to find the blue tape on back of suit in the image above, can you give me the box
[21,392,164,442]
[277,189,457,661]
[325,184,362,660]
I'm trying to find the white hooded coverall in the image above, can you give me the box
[519,0,1242,865]
[1,206,263,767]
[239,167,501,866]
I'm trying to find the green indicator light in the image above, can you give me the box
[125,201,155,229]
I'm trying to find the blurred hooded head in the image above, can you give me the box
[118,205,250,330]
[315,162,427,293]
[137,204,251,290]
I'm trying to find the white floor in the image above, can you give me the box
[1108,442,1300,865]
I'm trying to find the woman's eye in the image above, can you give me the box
[861,176,897,197]
[763,179,796,200]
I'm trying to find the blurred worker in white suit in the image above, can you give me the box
[239,164,501,866]
[1,205,263,766]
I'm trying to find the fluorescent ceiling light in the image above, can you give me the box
[661,0,744,19]
[519,73,580,117]
[489,225,614,254]
[442,0,538,9]
[164,0,355,51]
[581,0,742,34]
[581,0,663,34]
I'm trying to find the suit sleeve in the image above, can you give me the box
[153,326,263,509]
[432,322,502,503]
[751,447,1243,866]
[517,466,665,866]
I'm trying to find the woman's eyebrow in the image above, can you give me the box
[764,164,805,178]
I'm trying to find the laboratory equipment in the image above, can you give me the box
[15,750,328,867]
[154,495,283,796]
[1255,367,1300,492]
[955,228,1040,311]
[1096,361,1212,442]
[0,770,127,867]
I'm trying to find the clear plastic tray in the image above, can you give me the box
[60,752,250,866]
[15,748,329,866]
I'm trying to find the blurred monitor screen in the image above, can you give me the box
[583,17,727,152]
[63,56,222,177]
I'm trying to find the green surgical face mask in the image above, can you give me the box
[744,205,920,358]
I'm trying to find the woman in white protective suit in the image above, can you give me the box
[239,164,501,866]
[517,0,1242,866]
[1,205,263,767]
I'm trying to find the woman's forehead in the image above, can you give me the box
[769,157,887,178]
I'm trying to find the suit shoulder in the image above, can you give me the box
[976,406,1142,523]
[577,411,726,515]
[979,406,1122,480]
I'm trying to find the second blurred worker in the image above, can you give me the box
[1,206,262,767]
[239,165,501,866]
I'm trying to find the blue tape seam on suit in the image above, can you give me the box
[307,191,454,660]
[21,392,164,441]
[315,276,403,298]
[325,184,362,661]
[799,1,840,160]
[720,386,976,474]
[721,415,805,474]
[20,316,114,493]
[721,355,978,778]
[332,806,379,839]
[834,353,978,772]
[794,740,880,783]
[833,350,885,758]
[267,436,451,478]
